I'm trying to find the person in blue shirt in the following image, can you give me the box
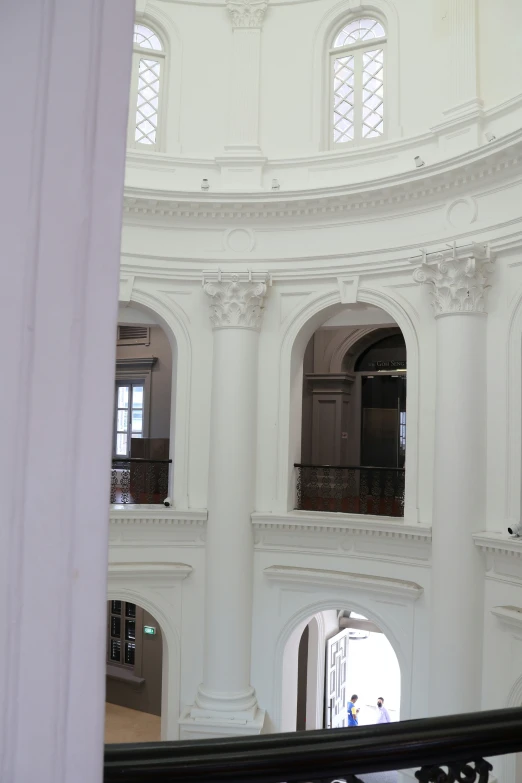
[347,694,360,726]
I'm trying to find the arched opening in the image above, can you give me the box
[105,599,164,743]
[283,607,400,732]
[297,304,406,516]
[111,303,175,505]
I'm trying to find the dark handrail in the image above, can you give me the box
[295,463,404,471]
[104,706,522,783]
[112,458,173,464]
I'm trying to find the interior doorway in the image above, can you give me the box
[294,609,401,731]
[105,599,163,743]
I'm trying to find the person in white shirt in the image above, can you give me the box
[376,696,391,723]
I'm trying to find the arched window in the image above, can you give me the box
[330,17,386,146]
[129,23,165,149]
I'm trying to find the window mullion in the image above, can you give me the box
[354,51,363,143]
[127,386,133,458]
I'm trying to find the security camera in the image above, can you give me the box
[507,523,522,537]
[414,156,425,168]
[163,497,172,508]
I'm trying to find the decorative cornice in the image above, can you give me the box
[413,242,494,315]
[473,532,522,558]
[263,565,423,600]
[203,272,268,329]
[109,509,207,527]
[122,131,522,222]
[226,0,268,28]
[251,512,432,543]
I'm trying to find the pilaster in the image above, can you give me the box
[432,0,483,153]
[217,1,269,189]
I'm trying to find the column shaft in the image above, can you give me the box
[0,1,133,781]
[430,313,486,714]
[204,328,259,698]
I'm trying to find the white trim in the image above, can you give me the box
[473,532,522,558]
[252,510,431,541]
[263,564,423,599]
[491,605,522,634]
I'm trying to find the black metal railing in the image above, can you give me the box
[110,458,171,504]
[104,706,522,783]
[295,464,405,517]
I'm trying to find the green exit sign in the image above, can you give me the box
[144,626,156,636]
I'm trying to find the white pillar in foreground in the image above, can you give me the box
[180,273,267,739]
[414,244,493,716]
[0,3,133,782]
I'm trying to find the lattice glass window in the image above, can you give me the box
[129,23,165,150]
[330,18,386,146]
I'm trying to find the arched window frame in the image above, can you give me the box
[312,0,401,151]
[330,16,387,147]
[128,20,167,151]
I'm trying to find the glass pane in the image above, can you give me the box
[125,642,136,666]
[110,639,121,662]
[117,386,129,407]
[117,409,128,430]
[131,409,143,433]
[333,18,385,48]
[125,603,136,618]
[132,387,144,407]
[116,433,128,456]
[111,601,122,615]
[133,23,163,51]
[333,56,355,143]
[125,619,136,641]
[111,616,121,638]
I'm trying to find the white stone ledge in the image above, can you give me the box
[108,561,193,582]
[263,565,423,600]
[110,507,207,527]
[491,605,522,632]
[252,510,432,542]
[473,531,522,557]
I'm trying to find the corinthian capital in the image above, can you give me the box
[413,243,494,315]
[203,272,268,329]
[226,0,268,28]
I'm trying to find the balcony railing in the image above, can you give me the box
[104,706,522,783]
[295,464,405,517]
[110,458,171,505]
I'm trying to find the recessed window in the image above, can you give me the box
[130,23,165,149]
[114,382,144,457]
[331,17,386,146]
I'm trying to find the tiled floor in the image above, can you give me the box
[105,702,161,744]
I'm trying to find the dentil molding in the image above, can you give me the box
[226,0,268,27]
[203,271,269,329]
[413,242,494,315]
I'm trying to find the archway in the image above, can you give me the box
[298,304,407,517]
[282,605,401,732]
[105,598,164,743]
[277,285,420,522]
[112,303,174,505]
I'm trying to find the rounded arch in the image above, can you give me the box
[312,0,401,150]
[332,325,401,373]
[106,585,181,741]
[119,286,192,508]
[275,284,420,522]
[273,596,406,733]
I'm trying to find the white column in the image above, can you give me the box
[217,1,268,188]
[0,3,133,782]
[414,244,493,716]
[180,273,267,739]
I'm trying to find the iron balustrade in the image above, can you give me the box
[104,705,522,783]
[295,464,405,517]
[110,458,171,504]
